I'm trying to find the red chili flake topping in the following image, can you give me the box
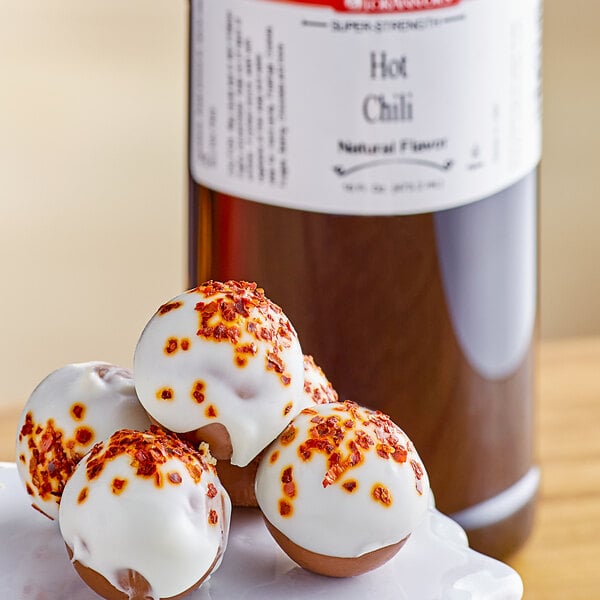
[206,483,218,498]
[410,459,424,479]
[181,338,190,351]
[342,480,358,493]
[372,484,393,507]
[293,402,412,491]
[20,412,34,437]
[377,444,396,459]
[355,430,374,450]
[164,337,179,355]
[191,380,205,404]
[156,387,174,401]
[77,487,89,504]
[111,478,128,495]
[205,405,218,418]
[237,343,258,355]
[295,410,363,488]
[19,415,95,504]
[85,427,212,488]
[168,472,183,485]
[410,459,425,495]
[281,466,296,498]
[283,402,293,417]
[279,499,293,517]
[158,301,183,316]
[208,509,219,525]
[40,431,53,452]
[187,463,204,483]
[75,427,94,446]
[266,351,285,374]
[270,451,279,464]
[303,355,340,404]
[392,446,408,463]
[280,424,297,446]
[193,281,297,385]
[235,298,250,317]
[70,404,86,421]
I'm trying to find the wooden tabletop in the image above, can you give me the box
[1,336,599,598]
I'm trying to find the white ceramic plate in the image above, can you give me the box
[0,462,522,599]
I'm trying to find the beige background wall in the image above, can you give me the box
[1,0,598,407]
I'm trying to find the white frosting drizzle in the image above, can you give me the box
[255,402,430,558]
[133,284,308,467]
[15,362,151,519]
[59,434,231,600]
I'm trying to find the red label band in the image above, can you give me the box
[260,0,461,13]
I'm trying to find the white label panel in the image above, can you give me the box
[190,0,542,215]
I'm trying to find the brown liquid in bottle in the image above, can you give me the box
[189,175,538,559]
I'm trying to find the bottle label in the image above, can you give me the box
[190,0,541,215]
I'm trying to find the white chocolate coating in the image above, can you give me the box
[59,429,231,600]
[133,282,308,467]
[15,362,151,520]
[255,402,430,559]
[302,355,339,405]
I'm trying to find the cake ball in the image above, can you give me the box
[15,362,151,520]
[59,427,231,600]
[133,281,308,467]
[214,354,340,508]
[255,401,430,577]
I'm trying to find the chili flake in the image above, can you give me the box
[20,412,34,438]
[70,404,86,421]
[281,466,296,499]
[372,484,393,507]
[75,427,94,446]
[164,338,179,355]
[111,478,128,495]
[156,387,174,401]
[280,424,297,446]
[158,301,183,316]
[77,487,89,504]
[191,380,205,404]
[279,499,293,517]
[410,459,425,495]
[208,509,219,525]
[168,472,183,485]
[342,480,358,493]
